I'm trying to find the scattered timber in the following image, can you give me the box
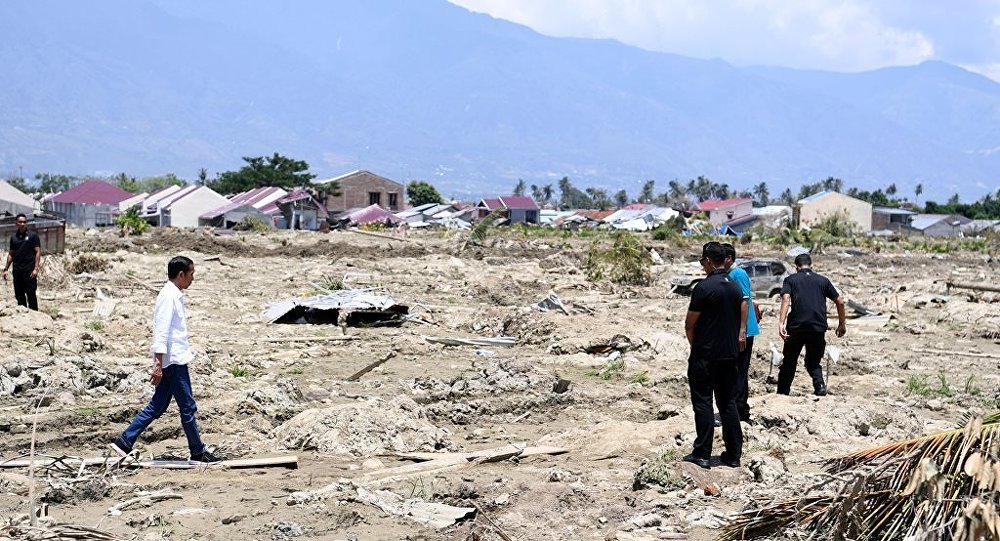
[912,347,1000,360]
[946,281,1000,294]
[347,351,397,381]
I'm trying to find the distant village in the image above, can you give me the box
[0,169,998,245]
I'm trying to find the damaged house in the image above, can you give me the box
[476,196,540,224]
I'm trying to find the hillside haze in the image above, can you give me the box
[1,0,998,199]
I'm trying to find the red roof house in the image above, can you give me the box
[476,195,540,224]
[696,197,753,226]
[46,180,135,227]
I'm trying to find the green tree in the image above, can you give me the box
[914,183,923,204]
[406,180,444,206]
[585,187,613,210]
[210,153,316,195]
[35,173,75,193]
[140,173,185,193]
[947,193,961,206]
[5,175,31,193]
[639,180,655,204]
[558,176,593,209]
[530,184,542,202]
[614,189,629,208]
[513,179,526,197]
[753,182,770,206]
[886,183,898,197]
[197,168,208,185]
[541,184,554,205]
[778,188,794,206]
[112,172,140,193]
[821,177,843,192]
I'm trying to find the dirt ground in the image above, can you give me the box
[0,226,998,540]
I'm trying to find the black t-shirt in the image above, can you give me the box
[9,230,40,273]
[688,268,743,361]
[781,269,840,332]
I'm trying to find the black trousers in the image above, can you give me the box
[778,330,825,394]
[688,356,742,460]
[735,336,754,421]
[12,270,37,311]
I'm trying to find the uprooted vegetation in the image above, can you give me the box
[585,230,652,285]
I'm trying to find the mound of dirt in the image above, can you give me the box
[0,306,54,336]
[270,396,452,456]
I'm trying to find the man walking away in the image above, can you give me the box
[2,214,41,311]
[722,243,758,422]
[683,242,746,469]
[777,253,847,396]
[111,256,221,464]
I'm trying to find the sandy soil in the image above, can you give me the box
[0,227,998,540]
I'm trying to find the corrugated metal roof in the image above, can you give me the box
[797,190,832,204]
[201,187,288,219]
[339,204,400,225]
[499,196,539,210]
[50,180,134,205]
[696,198,752,211]
[873,207,916,215]
[910,214,967,230]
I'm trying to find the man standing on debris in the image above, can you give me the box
[683,242,746,469]
[777,253,847,396]
[722,243,758,423]
[2,214,41,311]
[111,256,221,463]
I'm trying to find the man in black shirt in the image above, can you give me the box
[777,253,846,396]
[2,214,41,311]
[683,242,746,469]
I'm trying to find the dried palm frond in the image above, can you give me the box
[722,413,1000,541]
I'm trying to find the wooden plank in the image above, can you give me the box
[912,347,1000,360]
[141,455,299,470]
[0,455,298,470]
[347,351,397,381]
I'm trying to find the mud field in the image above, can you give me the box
[0,227,998,540]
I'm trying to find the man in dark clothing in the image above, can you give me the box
[2,214,41,311]
[777,253,847,396]
[683,242,746,469]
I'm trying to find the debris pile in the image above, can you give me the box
[271,396,453,456]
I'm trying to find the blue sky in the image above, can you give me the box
[451,0,1000,80]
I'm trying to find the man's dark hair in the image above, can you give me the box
[702,242,726,264]
[15,213,26,222]
[794,253,812,267]
[167,256,194,279]
[721,242,736,261]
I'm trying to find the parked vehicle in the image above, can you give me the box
[669,258,791,298]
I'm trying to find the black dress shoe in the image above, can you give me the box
[683,454,711,469]
[719,451,741,468]
[814,385,828,396]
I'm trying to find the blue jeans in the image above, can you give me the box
[119,364,205,455]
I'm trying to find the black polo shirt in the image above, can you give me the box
[781,268,839,333]
[688,268,743,361]
[9,230,40,273]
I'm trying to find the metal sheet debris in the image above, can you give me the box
[262,288,409,326]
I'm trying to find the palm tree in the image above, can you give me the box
[541,184,554,206]
[886,183,897,197]
[753,182,770,206]
[530,184,542,202]
[513,179,526,197]
[639,180,655,204]
[915,183,923,204]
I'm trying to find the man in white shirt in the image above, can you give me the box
[110,256,221,463]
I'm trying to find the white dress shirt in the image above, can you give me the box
[150,281,194,368]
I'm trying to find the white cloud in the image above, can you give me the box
[450,0,992,74]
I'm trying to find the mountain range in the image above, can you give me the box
[0,0,997,200]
